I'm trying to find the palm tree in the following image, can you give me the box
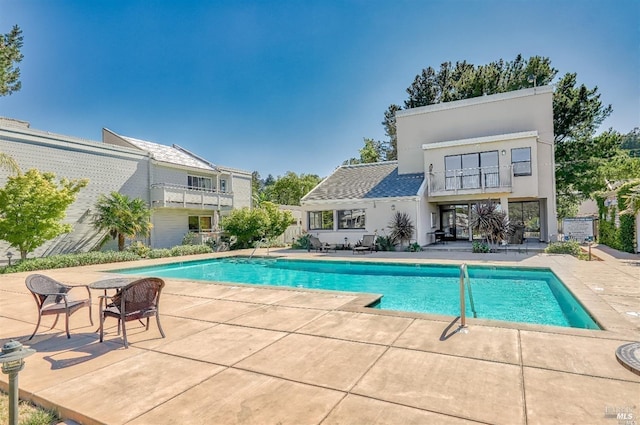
[93,192,152,251]
[470,202,511,247]
[0,152,20,174]
[388,211,415,248]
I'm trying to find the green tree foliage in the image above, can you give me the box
[552,73,612,144]
[251,171,262,197]
[621,182,640,215]
[0,25,24,96]
[92,192,152,251]
[621,128,640,157]
[221,207,269,249]
[555,130,622,214]
[263,171,321,205]
[595,182,637,253]
[344,138,388,165]
[260,201,294,240]
[0,169,88,259]
[382,104,402,160]
[222,202,294,249]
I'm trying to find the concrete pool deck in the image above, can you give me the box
[0,246,638,424]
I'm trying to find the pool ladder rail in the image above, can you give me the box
[249,239,270,259]
[459,263,477,329]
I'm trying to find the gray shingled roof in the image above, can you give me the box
[121,136,214,171]
[303,162,424,201]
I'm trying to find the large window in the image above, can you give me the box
[337,209,366,229]
[189,215,213,232]
[508,201,540,239]
[188,175,212,191]
[445,155,462,190]
[512,147,532,176]
[480,151,499,187]
[309,211,333,230]
[445,150,499,190]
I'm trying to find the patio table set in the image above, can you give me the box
[24,274,165,348]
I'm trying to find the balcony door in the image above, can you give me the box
[440,204,470,240]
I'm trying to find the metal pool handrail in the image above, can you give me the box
[459,263,477,328]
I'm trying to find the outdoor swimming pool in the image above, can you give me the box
[113,257,600,330]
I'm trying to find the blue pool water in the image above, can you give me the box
[113,257,600,329]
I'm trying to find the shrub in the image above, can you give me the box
[472,241,490,253]
[169,244,212,256]
[182,232,197,245]
[545,241,586,259]
[0,251,141,274]
[618,214,636,253]
[375,235,397,251]
[405,242,422,252]
[598,220,616,247]
[291,234,312,250]
[0,244,212,274]
[126,241,151,258]
[147,248,172,259]
[204,237,217,251]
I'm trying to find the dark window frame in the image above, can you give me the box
[511,147,532,176]
[337,209,366,230]
[444,150,500,190]
[187,175,212,191]
[308,210,334,230]
[188,215,213,232]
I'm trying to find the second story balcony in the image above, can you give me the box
[150,183,233,210]
[428,165,513,198]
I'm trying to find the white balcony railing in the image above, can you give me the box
[428,165,513,197]
[150,183,233,209]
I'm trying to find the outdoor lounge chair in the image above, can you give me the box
[308,235,336,252]
[353,234,376,254]
[25,274,93,340]
[99,277,165,348]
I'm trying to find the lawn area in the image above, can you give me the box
[0,391,58,425]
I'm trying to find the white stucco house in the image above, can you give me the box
[301,86,558,246]
[0,118,252,256]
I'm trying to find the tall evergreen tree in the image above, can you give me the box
[0,25,24,96]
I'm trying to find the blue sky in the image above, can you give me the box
[1,0,638,178]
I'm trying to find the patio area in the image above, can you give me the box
[0,246,638,424]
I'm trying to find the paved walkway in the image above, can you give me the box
[1,247,638,424]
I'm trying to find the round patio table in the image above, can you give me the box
[89,278,137,331]
[89,277,134,292]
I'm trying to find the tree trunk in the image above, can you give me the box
[118,234,125,251]
[20,250,27,260]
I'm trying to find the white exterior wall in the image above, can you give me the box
[151,163,188,187]
[397,87,555,175]
[302,198,420,246]
[396,86,557,241]
[230,173,253,209]
[151,208,191,248]
[1,121,254,255]
[424,133,541,199]
[0,126,150,256]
